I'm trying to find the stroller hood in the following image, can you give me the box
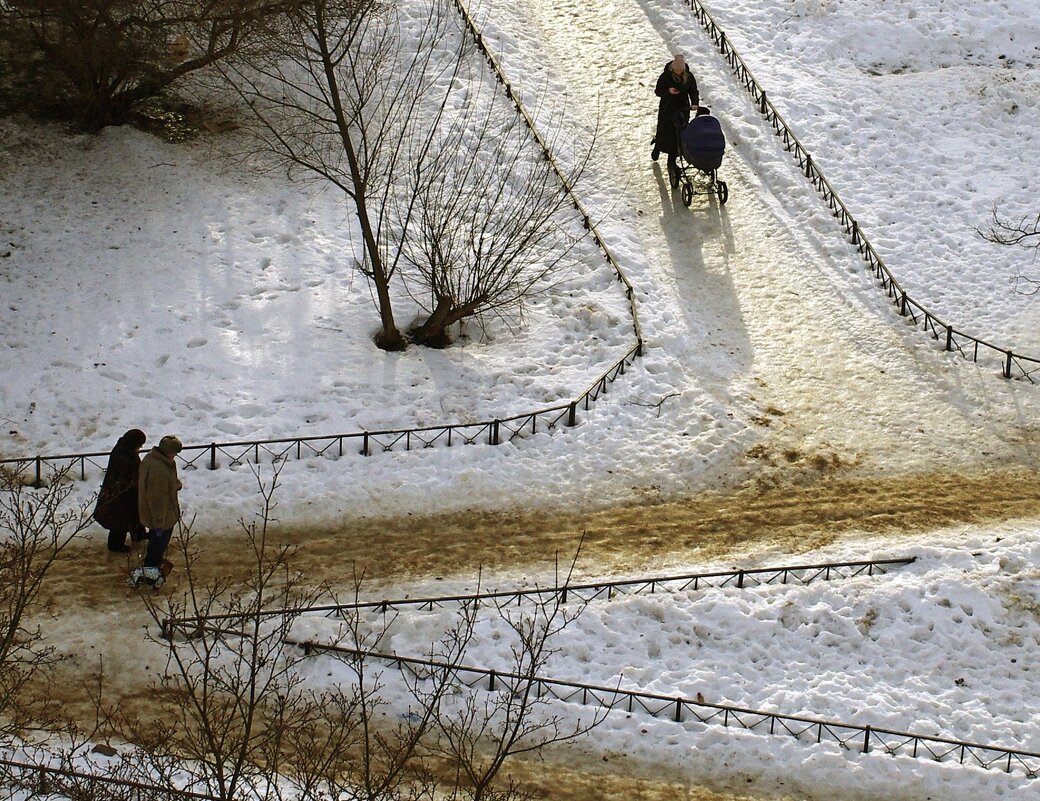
[681,114,726,171]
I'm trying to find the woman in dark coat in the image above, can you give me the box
[93,428,147,552]
[652,54,700,168]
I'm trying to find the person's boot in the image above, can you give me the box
[108,530,130,553]
[651,146,660,161]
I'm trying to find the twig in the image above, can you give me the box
[631,392,682,418]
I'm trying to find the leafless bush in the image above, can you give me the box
[0,466,93,747]
[225,0,597,350]
[0,0,304,129]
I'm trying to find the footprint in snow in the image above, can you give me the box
[186,338,207,349]
[97,367,128,382]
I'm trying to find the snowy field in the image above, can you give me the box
[2,0,1040,799]
[285,523,1040,801]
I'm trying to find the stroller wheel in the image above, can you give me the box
[668,162,680,189]
[681,182,693,207]
[717,180,729,205]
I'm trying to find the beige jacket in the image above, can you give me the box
[138,447,182,529]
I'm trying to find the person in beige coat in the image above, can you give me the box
[130,435,183,587]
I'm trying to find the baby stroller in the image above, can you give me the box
[668,106,729,206]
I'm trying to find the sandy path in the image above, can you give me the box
[30,463,1040,801]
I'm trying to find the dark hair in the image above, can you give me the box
[120,428,147,448]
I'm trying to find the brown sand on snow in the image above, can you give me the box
[30,464,1040,801]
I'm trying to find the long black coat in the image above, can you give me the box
[93,431,145,534]
[654,63,700,155]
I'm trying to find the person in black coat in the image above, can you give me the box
[93,428,147,553]
[652,54,700,168]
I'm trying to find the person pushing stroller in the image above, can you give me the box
[651,54,699,169]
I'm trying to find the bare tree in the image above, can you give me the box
[0,0,303,130]
[979,207,1040,294]
[118,464,332,800]
[0,466,93,746]
[423,543,605,801]
[99,465,600,801]
[225,0,596,350]
[393,87,596,348]
[284,569,478,801]
[223,0,473,350]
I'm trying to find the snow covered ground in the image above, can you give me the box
[287,522,1040,801]
[2,0,1040,798]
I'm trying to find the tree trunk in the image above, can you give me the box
[409,294,486,348]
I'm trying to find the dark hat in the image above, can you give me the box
[158,435,183,456]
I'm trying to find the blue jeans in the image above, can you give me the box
[143,527,173,568]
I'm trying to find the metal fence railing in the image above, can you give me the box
[0,348,639,486]
[162,553,1040,781]
[162,556,916,640]
[286,642,1040,781]
[684,0,1040,384]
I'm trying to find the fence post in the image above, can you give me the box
[863,725,871,753]
[34,456,43,488]
[209,443,217,471]
[674,699,683,722]
[362,433,370,457]
[804,153,813,179]
[567,401,577,427]
[1004,350,1013,379]
[491,420,500,446]
[945,326,953,352]
[760,90,768,115]
[851,220,860,246]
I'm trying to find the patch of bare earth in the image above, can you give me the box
[31,465,1040,801]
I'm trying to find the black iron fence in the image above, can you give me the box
[0,346,639,485]
[288,641,1040,781]
[162,556,916,640]
[683,0,1040,383]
